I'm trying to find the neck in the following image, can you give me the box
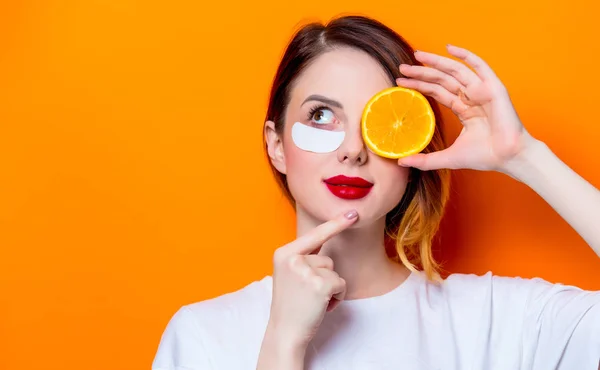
[296,207,410,300]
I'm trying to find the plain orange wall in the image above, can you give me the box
[1,1,600,369]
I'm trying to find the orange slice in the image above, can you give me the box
[361,86,435,159]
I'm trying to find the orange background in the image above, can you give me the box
[1,1,600,369]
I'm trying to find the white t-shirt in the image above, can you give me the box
[152,271,600,369]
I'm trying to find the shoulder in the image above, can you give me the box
[439,271,561,306]
[438,270,600,320]
[442,273,600,367]
[442,270,559,293]
[184,275,273,324]
[152,276,273,370]
[179,275,273,344]
[413,271,565,319]
[442,271,591,299]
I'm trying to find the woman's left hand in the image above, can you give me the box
[395,44,537,173]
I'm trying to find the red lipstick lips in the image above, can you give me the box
[323,175,374,200]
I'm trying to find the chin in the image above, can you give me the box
[301,197,390,227]
[347,215,379,229]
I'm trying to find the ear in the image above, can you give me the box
[264,120,287,174]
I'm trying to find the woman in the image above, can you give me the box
[152,15,600,370]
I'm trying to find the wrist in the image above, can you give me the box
[257,323,307,370]
[500,133,548,182]
[263,321,309,354]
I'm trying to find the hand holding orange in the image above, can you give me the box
[391,44,533,173]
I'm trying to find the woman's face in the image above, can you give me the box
[267,47,410,226]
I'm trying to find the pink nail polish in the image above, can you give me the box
[344,210,358,219]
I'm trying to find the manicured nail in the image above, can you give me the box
[344,210,358,219]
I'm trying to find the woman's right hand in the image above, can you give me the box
[257,209,359,368]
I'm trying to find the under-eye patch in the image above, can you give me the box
[291,122,345,153]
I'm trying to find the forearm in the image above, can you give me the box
[256,325,306,370]
[504,136,600,255]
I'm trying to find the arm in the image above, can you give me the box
[504,135,600,255]
[256,324,305,370]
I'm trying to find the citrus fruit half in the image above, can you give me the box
[361,86,435,159]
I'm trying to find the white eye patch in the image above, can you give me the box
[291,122,345,153]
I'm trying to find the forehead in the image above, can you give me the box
[289,47,393,108]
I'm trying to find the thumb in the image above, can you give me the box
[397,149,456,171]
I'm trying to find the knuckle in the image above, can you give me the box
[448,65,459,76]
[453,70,463,81]
[415,81,433,93]
[425,84,443,99]
[287,254,304,270]
[427,70,441,83]
[329,277,345,296]
[431,84,444,95]
[411,66,423,77]
[302,267,315,280]
[311,275,325,292]
[451,83,464,95]
[273,247,287,264]
[323,256,334,269]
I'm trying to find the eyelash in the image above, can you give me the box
[307,105,342,130]
[307,104,332,121]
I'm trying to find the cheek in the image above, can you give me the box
[283,141,324,192]
[282,123,330,176]
[373,158,410,202]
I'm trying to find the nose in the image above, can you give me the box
[337,127,368,165]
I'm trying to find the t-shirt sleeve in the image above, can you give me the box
[497,275,600,369]
[152,306,212,370]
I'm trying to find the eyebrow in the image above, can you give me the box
[301,94,344,109]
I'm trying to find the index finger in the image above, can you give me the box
[286,210,359,256]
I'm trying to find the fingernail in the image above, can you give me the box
[344,210,358,219]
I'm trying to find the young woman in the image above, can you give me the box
[152,15,600,370]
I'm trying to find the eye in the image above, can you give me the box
[308,106,336,125]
